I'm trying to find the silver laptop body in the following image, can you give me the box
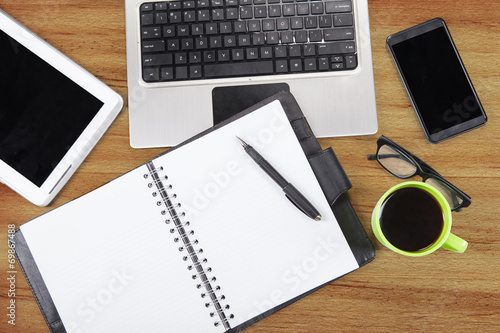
[125,0,377,148]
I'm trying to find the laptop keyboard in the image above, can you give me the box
[140,0,358,82]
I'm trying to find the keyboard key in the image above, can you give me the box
[318,57,329,70]
[309,30,322,42]
[189,52,202,63]
[184,11,196,22]
[247,48,259,59]
[142,27,161,39]
[248,20,261,32]
[156,12,168,24]
[324,27,354,41]
[232,49,244,60]
[331,55,343,63]
[205,23,218,34]
[161,67,174,80]
[197,0,210,7]
[274,45,287,58]
[178,25,190,37]
[227,8,239,19]
[289,45,302,57]
[220,22,232,33]
[198,9,210,21]
[266,32,279,44]
[281,31,294,44]
[297,3,310,15]
[141,3,153,12]
[155,2,167,10]
[190,65,202,78]
[143,68,159,81]
[303,44,316,56]
[143,40,165,52]
[204,50,216,62]
[169,1,182,10]
[345,55,357,69]
[304,58,317,71]
[164,26,175,37]
[317,41,356,55]
[334,14,353,27]
[223,35,236,47]
[176,66,188,79]
[305,16,318,29]
[254,6,267,18]
[168,12,182,23]
[175,53,188,64]
[269,5,281,17]
[325,1,352,13]
[253,33,265,45]
[240,7,253,19]
[143,54,173,66]
[167,39,180,51]
[283,4,295,16]
[276,60,288,73]
[196,37,208,49]
[210,36,222,48]
[311,3,324,14]
[276,18,289,30]
[261,47,273,58]
[291,17,304,29]
[205,61,274,78]
[218,49,230,61]
[238,34,251,46]
[141,13,154,25]
[319,15,332,28]
[295,30,308,43]
[290,59,302,72]
[213,9,225,20]
[332,62,344,70]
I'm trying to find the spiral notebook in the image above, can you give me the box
[15,92,375,333]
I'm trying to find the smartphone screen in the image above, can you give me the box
[387,18,487,143]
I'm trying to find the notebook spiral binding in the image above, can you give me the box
[145,161,234,330]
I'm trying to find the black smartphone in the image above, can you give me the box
[386,18,487,143]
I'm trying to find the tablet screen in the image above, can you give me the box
[0,30,104,187]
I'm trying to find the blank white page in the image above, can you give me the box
[20,166,225,333]
[154,101,359,328]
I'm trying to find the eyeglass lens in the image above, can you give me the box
[377,144,417,178]
[424,178,464,210]
[377,144,463,210]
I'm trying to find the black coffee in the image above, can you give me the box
[379,187,444,252]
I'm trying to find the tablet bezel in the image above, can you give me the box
[0,9,123,206]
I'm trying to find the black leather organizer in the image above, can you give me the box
[15,91,375,333]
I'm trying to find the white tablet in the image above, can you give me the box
[0,9,123,206]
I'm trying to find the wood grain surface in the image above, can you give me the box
[0,0,499,332]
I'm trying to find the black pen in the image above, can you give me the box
[236,136,322,221]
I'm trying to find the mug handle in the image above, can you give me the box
[441,233,468,253]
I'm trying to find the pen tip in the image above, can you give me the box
[314,215,322,221]
[235,136,247,147]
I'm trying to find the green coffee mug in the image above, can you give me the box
[372,181,468,256]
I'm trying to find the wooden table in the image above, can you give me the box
[1,0,499,331]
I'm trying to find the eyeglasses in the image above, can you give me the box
[368,135,471,211]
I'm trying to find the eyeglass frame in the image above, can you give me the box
[367,135,471,212]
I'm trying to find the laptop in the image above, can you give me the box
[125,0,377,148]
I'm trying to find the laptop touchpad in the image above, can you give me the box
[212,83,290,125]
